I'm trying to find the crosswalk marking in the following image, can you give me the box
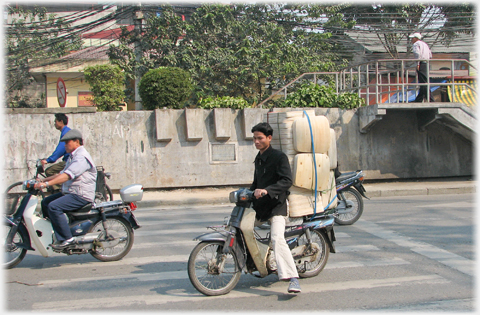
[8,202,471,312]
[32,274,449,311]
[355,220,474,276]
[35,255,409,287]
[30,243,379,270]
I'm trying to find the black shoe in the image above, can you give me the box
[51,238,75,249]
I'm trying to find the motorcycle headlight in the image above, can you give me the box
[22,179,37,190]
[229,189,253,204]
[229,191,238,203]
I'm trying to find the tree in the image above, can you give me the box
[5,6,83,107]
[109,4,350,105]
[138,67,193,109]
[83,65,125,111]
[108,5,185,102]
[336,3,476,59]
[180,4,348,103]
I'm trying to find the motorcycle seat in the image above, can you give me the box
[336,171,357,183]
[69,203,96,217]
[77,203,93,212]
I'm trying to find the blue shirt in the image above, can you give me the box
[46,126,71,163]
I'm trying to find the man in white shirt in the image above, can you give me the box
[409,32,434,102]
[35,129,97,249]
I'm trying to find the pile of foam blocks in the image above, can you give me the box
[265,109,338,218]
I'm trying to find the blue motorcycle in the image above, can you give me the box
[333,170,368,225]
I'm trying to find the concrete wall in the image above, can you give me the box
[3,108,473,191]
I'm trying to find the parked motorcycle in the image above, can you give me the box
[187,188,336,296]
[4,179,143,269]
[332,170,368,225]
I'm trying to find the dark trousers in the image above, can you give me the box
[45,161,66,190]
[41,193,90,241]
[414,63,434,102]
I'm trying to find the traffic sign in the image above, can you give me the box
[56,77,67,107]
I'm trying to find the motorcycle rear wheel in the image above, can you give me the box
[296,230,329,278]
[188,241,241,296]
[335,187,364,225]
[89,217,133,262]
[3,225,27,269]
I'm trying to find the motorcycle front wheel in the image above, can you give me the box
[296,229,329,278]
[335,187,364,225]
[188,241,241,296]
[89,217,134,262]
[4,181,24,216]
[3,225,27,269]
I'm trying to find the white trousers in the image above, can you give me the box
[269,215,299,280]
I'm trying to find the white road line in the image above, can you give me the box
[37,255,187,270]
[355,220,474,276]
[38,256,409,286]
[135,227,211,236]
[34,243,375,270]
[326,257,409,269]
[414,201,473,208]
[41,270,188,286]
[32,274,448,311]
[335,244,379,252]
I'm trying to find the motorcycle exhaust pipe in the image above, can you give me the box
[75,232,101,244]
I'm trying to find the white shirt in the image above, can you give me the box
[412,40,432,61]
[61,146,97,202]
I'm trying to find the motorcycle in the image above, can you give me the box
[187,188,336,296]
[4,179,143,269]
[332,170,368,225]
[5,160,113,216]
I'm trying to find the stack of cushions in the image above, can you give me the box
[265,110,337,217]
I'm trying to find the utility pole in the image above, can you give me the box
[134,4,143,110]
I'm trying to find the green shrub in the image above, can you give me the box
[335,92,366,109]
[139,67,193,109]
[83,64,125,111]
[277,83,365,109]
[197,96,250,109]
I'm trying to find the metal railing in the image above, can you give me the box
[257,59,477,107]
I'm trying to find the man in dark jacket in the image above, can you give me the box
[249,122,301,293]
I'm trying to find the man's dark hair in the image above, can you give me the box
[251,122,274,137]
[54,113,68,125]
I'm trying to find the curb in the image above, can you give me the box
[136,182,476,208]
[138,196,230,208]
[364,184,476,198]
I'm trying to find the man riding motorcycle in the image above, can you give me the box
[250,122,301,294]
[35,129,97,250]
[40,113,71,191]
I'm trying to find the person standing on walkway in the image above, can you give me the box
[409,32,434,102]
[249,122,301,294]
[41,113,71,190]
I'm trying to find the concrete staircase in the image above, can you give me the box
[358,102,476,141]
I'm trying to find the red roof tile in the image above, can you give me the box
[82,25,134,39]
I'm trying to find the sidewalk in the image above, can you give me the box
[133,178,476,208]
